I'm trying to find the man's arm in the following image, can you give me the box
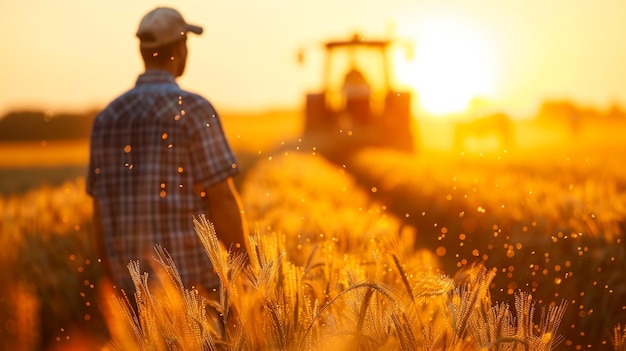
[201,177,249,255]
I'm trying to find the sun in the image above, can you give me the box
[395,18,499,117]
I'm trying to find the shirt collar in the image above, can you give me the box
[136,70,178,86]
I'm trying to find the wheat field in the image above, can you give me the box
[1,114,625,350]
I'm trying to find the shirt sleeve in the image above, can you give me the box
[187,99,238,188]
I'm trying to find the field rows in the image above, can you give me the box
[1,117,625,349]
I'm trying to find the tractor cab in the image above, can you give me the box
[302,33,415,158]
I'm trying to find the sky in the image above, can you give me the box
[2,0,626,119]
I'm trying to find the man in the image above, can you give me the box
[342,67,371,123]
[87,7,248,296]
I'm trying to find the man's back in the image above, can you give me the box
[87,70,238,293]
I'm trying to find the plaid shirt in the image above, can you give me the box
[87,70,238,294]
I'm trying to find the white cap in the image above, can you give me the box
[136,7,203,48]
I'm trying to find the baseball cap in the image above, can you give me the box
[136,7,203,48]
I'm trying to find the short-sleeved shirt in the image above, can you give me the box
[86,69,238,294]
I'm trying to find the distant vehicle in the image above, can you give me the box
[453,112,513,152]
[300,32,416,161]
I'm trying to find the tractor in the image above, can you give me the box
[300,32,416,162]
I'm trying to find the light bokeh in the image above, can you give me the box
[1,0,626,118]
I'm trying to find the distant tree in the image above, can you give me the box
[536,100,579,123]
[0,110,97,141]
[606,103,626,121]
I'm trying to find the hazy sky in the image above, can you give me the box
[2,0,626,118]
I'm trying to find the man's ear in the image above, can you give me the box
[172,39,186,59]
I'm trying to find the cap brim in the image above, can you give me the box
[187,24,203,35]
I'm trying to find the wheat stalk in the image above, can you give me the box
[613,324,626,351]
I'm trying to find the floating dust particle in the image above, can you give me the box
[506,248,515,258]
[436,246,446,256]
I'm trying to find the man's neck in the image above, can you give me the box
[144,64,178,77]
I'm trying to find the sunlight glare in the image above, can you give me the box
[396,18,498,116]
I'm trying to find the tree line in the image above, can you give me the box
[1,99,624,142]
[0,110,97,142]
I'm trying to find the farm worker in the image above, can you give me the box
[86,7,248,297]
[342,67,371,122]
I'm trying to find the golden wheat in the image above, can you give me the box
[101,211,572,351]
[2,148,625,349]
